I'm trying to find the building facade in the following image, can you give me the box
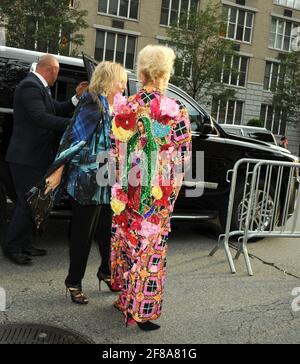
[73,0,300,155]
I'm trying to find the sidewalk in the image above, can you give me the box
[0,219,299,344]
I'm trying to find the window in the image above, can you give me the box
[69,0,78,8]
[223,6,254,43]
[98,0,139,20]
[160,0,199,27]
[264,61,281,91]
[212,99,244,125]
[95,30,136,69]
[158,39,192,78]
[260,104,287,135]
[274,0,300,10]
[269,18,299,51]
[221,55,249,87]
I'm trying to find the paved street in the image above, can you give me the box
[0,217,299,344]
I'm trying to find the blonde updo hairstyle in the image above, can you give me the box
[137,45,176,92]
[88,61,127,96]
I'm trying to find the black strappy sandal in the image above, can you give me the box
[65,281,89,305]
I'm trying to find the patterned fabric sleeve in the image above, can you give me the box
[171,101,192,168]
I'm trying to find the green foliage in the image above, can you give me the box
[166,1,237,102]
[247,119,264,127]
[272,51,300,124]
[0,0,88,56]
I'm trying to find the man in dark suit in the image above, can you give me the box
[3,54,88,265]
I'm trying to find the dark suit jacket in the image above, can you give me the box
[6,72,75,167]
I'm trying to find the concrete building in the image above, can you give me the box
[73,0,300,155]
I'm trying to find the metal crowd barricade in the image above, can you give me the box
[209,158,300,276]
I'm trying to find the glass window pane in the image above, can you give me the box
[266,106,273,130]
[160,0,170,25]
[119,0,129,17]
[99,0,108,13]
[116,34,126,64]
[95,30,105,61]
[239,71,246,87]
[170,0,180,25]
[244,28,251,42]
[284,35,290,50]
[219,100,227,123]
[238,11,245,26]
[236,26,244,41]
[180,0,189,24]
[130,0,139,19]
[246,13,253,27]
[260,105,266,125]
[273,110,280,134]
[125,36,136,69]
[278,21,284,35]
[285,22,292,36]
[190,0,198,11]
[280,111,287,135]
[109,0,118,15]
[269,32,276,48]
[275,35,283,49]
[264,62,271,90]
[228,23,235,38]
[105,33,115,61]
[235,102,243,124]
[230,8,237,23]
[227,101,235,124]
[211,99,219,120]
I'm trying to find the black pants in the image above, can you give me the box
[4,163,47,254]
[66,198,112,286]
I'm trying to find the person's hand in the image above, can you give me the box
[45,166,64,194]
[76,81,89,98]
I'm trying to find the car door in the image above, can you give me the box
[82,53,99,82]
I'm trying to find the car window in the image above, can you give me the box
[166,89,203,124]
[245,130,275,144]
[222,126,243,136]
[0,57,31,109]
[53,65,87,102]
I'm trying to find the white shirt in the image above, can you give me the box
[31,71,79,106]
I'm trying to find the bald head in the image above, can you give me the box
[36,54,60,86]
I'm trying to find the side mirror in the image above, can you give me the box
[195,115,215,135]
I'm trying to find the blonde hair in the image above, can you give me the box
[89,61,127,96]
[137,45,176,90]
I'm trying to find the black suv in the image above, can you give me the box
[0,46,299,232]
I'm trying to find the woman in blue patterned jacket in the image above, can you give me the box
[46,61,127,304]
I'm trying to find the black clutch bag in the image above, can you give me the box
[25,180,55,233]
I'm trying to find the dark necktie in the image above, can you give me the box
[46,86,52,97]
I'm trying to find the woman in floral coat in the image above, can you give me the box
[110,45,192,331]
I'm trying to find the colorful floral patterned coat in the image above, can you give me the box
[110,88,192,323]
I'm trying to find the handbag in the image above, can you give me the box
[25,180,55,233]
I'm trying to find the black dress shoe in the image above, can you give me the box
[23,246,47,257]
[3,252,33,266]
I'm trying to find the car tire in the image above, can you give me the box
[219,181,277,243]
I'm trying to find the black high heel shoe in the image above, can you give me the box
[65,281,89,305]
[97,271,122,292]
[125,315,160,331]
